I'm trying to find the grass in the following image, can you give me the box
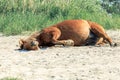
[0,77,22,80]
[0,0,119,35]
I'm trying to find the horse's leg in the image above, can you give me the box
[90,25,115,46]
[51,31,74,46]
[87,21,116,46]
[95,37,106,46]
[91,28,114,46]
[53,39,74,46]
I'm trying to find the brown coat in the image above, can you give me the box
[19,20,114,50]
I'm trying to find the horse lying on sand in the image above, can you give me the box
[19,19,116,50]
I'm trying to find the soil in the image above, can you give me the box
[0,30,120,80]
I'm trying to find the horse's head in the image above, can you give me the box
[19,38,39,50]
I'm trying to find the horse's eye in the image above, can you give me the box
[31,41,36,46]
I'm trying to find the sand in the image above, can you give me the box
[0,30,120,80]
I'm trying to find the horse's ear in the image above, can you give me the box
[19,39,26,50]
[19,39,25,45]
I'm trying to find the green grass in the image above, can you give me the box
[0,0,119,35]
[0,77,22,80]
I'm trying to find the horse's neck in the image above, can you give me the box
[28,31,41,39]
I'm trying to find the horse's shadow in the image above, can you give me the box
[14,47,48,52]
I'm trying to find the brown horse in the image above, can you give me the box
[19,19,115,50]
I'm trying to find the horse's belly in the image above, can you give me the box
[59,27,90,46]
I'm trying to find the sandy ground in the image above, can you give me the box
[0,30,120,80]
